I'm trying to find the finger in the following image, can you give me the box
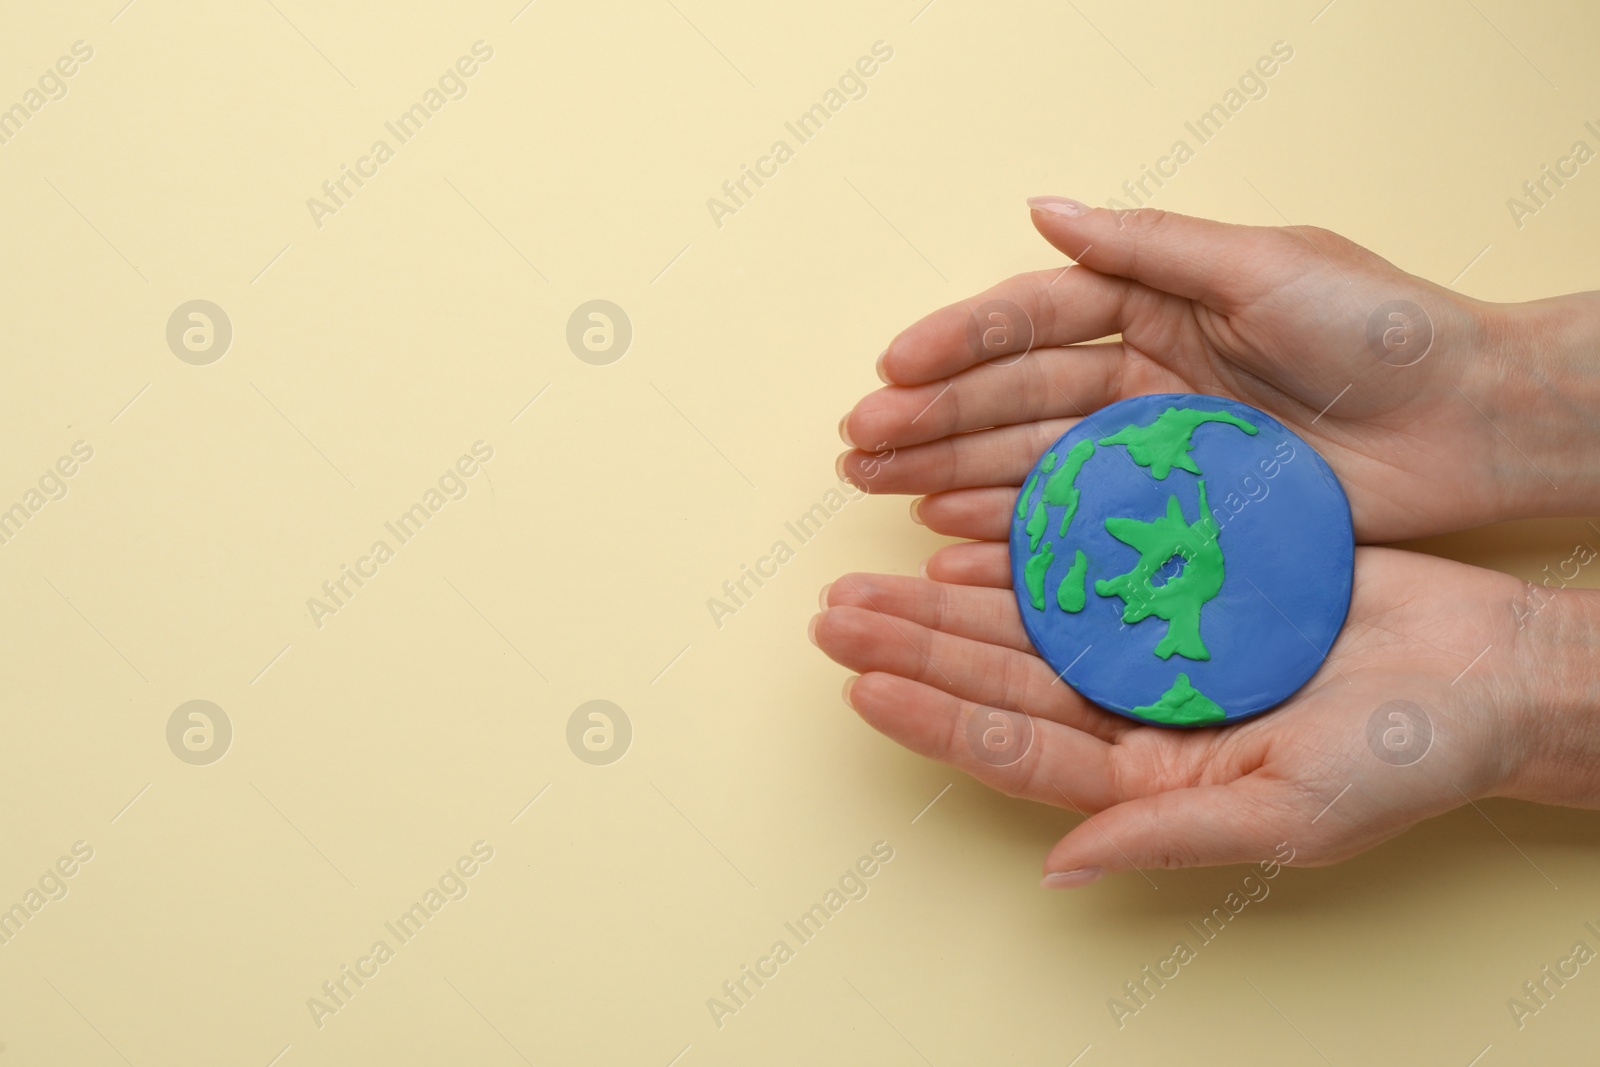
[912,487,1015,541]
[822,572,1033,653]
[839,419,1076,496]
[843,671,1121,809]
[924,542,1010,588]
[879,266,1132,386]
[845,342,1134,451]
[1040,776,1298,885]
[1027,198,1305,312]
[812,604,1121,739]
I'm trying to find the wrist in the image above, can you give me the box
[1472,290,1600,520]
[1495,582,1600,807]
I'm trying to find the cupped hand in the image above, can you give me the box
[810,546,1542,882]
[838,201,1548,543]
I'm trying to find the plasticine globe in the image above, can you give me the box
[1008,393,1353,728]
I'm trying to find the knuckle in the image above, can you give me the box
[940,699,971,760]
[913,628,942,684]
[995,652,1029,715]
[1004,269,1044,293]
[1292,224,1339,246]
[931,581,956,635]
[1141,839,1198,870]
[1271,223,1352,263]
[1113,206,1173,236]
[943,377,963,431]
[1017,271,1058,337]
[1013,740,1056,800]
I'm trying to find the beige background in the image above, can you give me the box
[1,0,1597,1063]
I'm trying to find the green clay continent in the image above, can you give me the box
[1099,406,1257,479]
[1025,441,1092,551]
[1130,673,1226,725]
[1056,550,1088,613]
[1026,490,1050,551]
[1040,439,1097,536]
[1015,471,1040,521]
[1094,480,1223,661]
[1024,542,1054,612]
[1015,452,1058,522]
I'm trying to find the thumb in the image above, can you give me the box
[1026,196,1316,311]
[1040,779,1300,887]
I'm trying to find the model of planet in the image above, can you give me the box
[1008,393,1354,727]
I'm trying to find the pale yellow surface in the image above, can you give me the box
[1,1,1598,1064]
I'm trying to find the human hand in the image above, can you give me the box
[837,201,1600,543]
[810,546,1596,883]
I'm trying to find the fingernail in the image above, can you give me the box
[1028,196,1089,218]
[807,612,823,647]
[917,558,930,579]
[838,414,855,447]
[875,349,891,384]
[836,452,865,491]
[841,675,857,708]
[909,497,925,525]
[1040,867,1104,889]
[818,582,833,609]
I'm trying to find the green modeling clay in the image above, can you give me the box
[1016,471,1041,521]
[1040,439,1096,536]
[1024,542,1054,612]
[1099,406,1257,479]
[1094,481,1224,661]
[1026,491,1050,551]
[1130,673,1226,725]
[1016,452,1055,522]
[1024,440,1095,551]
[1056,550,1088,613]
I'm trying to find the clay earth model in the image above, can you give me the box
[1008,393,1354,727]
